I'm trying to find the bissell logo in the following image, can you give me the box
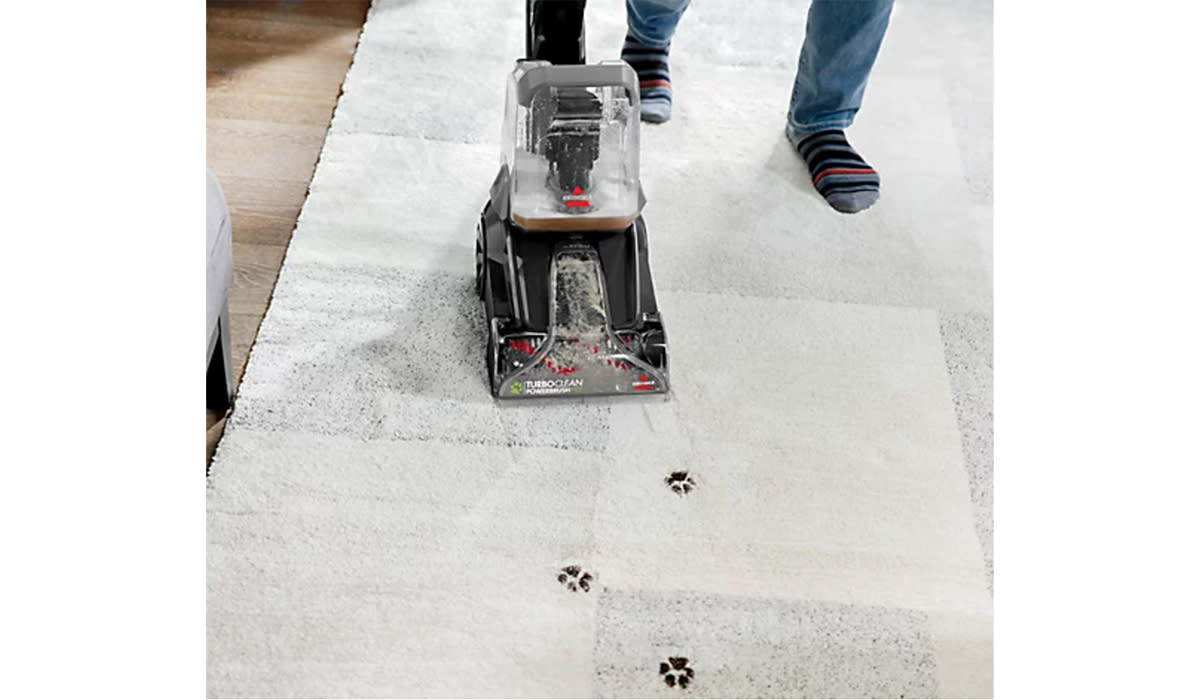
[563,185,590,208]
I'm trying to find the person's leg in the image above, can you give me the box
[623,0,691,123]
[786,0,894,213]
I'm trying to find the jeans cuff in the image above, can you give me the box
[625,25,672,50]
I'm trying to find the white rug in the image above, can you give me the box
[207,0,993,697]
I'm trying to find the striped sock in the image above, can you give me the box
[795,130,880,214]
[621,34,671,123]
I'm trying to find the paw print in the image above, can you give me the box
[557,565,593,592]
[659,656,694,689]
[664,471,696,496]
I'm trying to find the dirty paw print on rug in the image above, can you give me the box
[557,565,593,592]
[659,656,695,689]
[664,471,696,496]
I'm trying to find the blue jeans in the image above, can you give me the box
[625,0,894,139]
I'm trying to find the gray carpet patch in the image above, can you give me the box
[231,262,611,451]
[939,312,994,590]
[594,589,938,698]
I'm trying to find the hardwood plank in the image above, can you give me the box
[206,38,360,80]
[207,64,353,97]
[229,241,288,317]
[229,310,266,389]
[227,210,300,249]
[206,13,363,48]
[216,175,306,247]
[207,118,329,184]
[207,1,369,29]
[214,175,307,216]
[207,90,339,126]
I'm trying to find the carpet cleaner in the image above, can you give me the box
[476,0,670,399]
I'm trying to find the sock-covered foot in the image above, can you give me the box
[621,34,672,123]
[794,129,880,213]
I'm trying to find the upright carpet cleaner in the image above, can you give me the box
[475,0,670,399]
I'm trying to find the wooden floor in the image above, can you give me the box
[206,0,371,465]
